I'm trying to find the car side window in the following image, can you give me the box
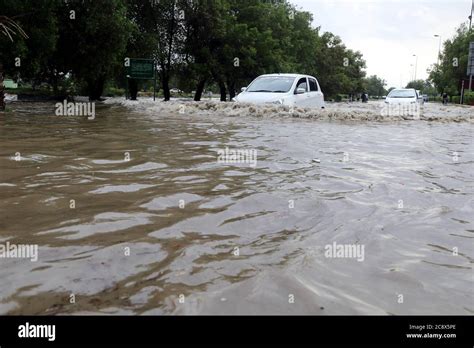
[309,78,318,92]
[295,78,308,93]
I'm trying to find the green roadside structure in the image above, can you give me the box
[126,58,156,101]
[3,79,18,89]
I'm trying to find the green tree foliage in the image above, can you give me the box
[405,79,437,96]
[405,79,425,91]
[0,0,57,88]
[0,12,28,111]
[429,23,474,95]
[180,0,367,100]
[58,0,132,100]
[364,75,387,97]
[1,0,370,100]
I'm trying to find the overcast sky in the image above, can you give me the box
[291,0,472,88]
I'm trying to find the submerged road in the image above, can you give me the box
[0,100,472,314]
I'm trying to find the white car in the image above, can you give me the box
[385,88,423,105]
[234,74,325,108]
[384,88,422,116]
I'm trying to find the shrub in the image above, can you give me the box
[463,91,474,105]
[104,87,125,97]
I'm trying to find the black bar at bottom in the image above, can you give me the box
[0,316,472,346]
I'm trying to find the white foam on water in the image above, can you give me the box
[105,97,474,123]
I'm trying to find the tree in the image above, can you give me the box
[2,0,369,102]
[127,0,188,101]
[183,0,228,101]
[126,0,160,100]
[364,75,387,97]
[0,1,56,90]
[429,23,474,95]
[310,32,366,97]
[0,14,28,111]
[219,0,292,100]
[57,0,132,100]
[405,79,433,93]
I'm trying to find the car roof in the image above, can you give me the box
[259,73,315,79]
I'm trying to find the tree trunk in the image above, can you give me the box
[194,78,206,101]
[51,71,59,97]
[219,81,227,102]
[228,80,236,100]
[163,0,175,103]
[129,79,138,100]
[0,63,5,111]
[162,71,171,101]
[88,76,105,101]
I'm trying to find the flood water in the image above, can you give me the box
[0,101,473,315]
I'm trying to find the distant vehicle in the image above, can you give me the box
[170,88,183,94]
[234,74,325,108]
[415,90,425,104]
[422,94,429,102]
[384,89,423,116]
[385,88,422,105]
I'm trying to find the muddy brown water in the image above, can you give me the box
[0,101,472,315]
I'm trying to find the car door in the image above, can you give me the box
[308,77,324,108]
[293,77,309,107]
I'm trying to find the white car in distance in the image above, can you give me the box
[385,88,422,105]
[234,74,325,108]
[384,88,423,117]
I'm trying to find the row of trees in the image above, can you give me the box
[0,0,369,101]
[359,22,474,99]
[363,75,387,97]
[429,23,473,95]
[405,80,438,96]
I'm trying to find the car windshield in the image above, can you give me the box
[246,76,295,93]
[388,90,416,98]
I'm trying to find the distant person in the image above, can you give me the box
[442,92,448,105]
[361,92,368,103]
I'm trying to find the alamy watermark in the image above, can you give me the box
[18,322,55,341]
[217,147,258,167]
[381,103,421,118]
[324,242,365,262]
[0,242,38,262]
[55,100,95,119]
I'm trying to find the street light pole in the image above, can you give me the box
[470,0,473,30]
[413,54,418,81]
[434,35,441,68]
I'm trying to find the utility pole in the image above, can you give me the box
[413,54,418,81]
[470,0,473,30]
[469,42,474,91]
[434,35,442,68]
